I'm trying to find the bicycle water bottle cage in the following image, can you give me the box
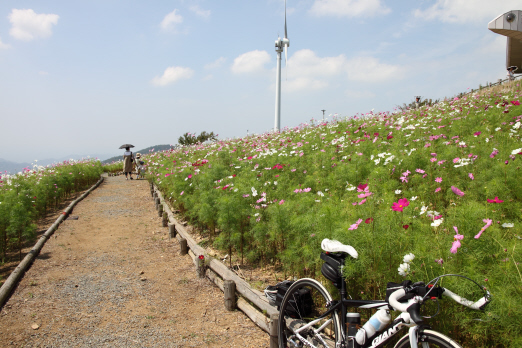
[321,239,358,259]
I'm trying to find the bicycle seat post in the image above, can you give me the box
[340,264,347,337]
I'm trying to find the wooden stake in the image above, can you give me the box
[158,204,163,217]
[270,313,279,348]
[162,212,168,227]
[168,223,176,240]
[224,280,236,311]
[197,256,206,278]
[180,238,188,255]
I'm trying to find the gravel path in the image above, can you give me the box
[0,175,269,347]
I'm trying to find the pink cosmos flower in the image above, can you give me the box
[451,186,465,196]
[358,199,367,205]
[435,258,444,265]
[435,187,441,193]
[487,197,504,203]
[468,173,474,180]
[450,227,464,254]
[475,219,493,239]
[490,150,499,158]
[243,194,250,198]
[348,218,363,231]
[425,143,431,148]
[452,158,460,164]
[474,131,481,136]
[303,187,312,192]
[430,158,437,162]
[400,176,408,183]
[291,169,296,172]
[416,169,425,174]
[512,101,521,106]
[430,153,437,157]
[294,189,302,193]
[392,198,410,212]
[365,217,373,224]
[180,191,184,195]
[357,184,368,192]
[279,199,285,205]
[435,177,442,183]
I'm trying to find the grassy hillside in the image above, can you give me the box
[144,81,522,347]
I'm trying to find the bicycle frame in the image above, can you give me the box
[312,265,419,348]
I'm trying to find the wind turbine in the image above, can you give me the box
[274,0,290,132]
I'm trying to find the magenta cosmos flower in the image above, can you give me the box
[392,198,410,212]
[451,186,465,197]
[487,197,504,203]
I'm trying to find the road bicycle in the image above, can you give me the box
[277,239,491,348]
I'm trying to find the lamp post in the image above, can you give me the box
[321,109,326,122]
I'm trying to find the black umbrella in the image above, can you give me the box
[119,144,135,149]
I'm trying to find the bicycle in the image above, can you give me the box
[277,239,491,348]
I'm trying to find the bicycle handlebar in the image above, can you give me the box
[388,285,490,320]
[442,288,490,310]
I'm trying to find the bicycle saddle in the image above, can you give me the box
[321,239,358,259]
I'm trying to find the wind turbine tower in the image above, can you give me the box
[274,0,290,132]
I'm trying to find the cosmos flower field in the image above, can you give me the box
[0,160,104,264]
[146,83,522,346]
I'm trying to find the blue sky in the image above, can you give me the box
[0,0,519,163]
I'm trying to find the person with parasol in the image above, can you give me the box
[120,144,135,180]
[507,66,518,81]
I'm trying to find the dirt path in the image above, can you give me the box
[0,175,269,347]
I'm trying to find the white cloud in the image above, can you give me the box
[345,56,401,82]
[413,0,521,23]
[0,36,11,49]
[286,77,329,92]
[161,10,183,31]
[309,0,390,18]
[189,5,211,18]
[284,49,402,91]
[345,89,376,99]
[204,57,226,69]
[151,66,194,86]
[231,50,271,74]
[8,9,59,41]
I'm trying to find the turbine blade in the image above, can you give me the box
[284,0,288,39]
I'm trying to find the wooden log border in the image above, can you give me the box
[0,175,105,308]
[152,184,279,335]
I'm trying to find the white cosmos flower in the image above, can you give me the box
[420,206,427,215]
[431,218,444,227]
[511,148,522,155]
[403,253,415,264]
[395,190,402,194]
[317,191,324,197]
[411,196,417,201]
[398,263,410,276]
[502,223,514,228]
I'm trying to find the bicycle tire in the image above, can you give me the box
[277,278,341,348]
[394,329,463,348]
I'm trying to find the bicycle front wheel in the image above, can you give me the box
[394,329,463,348]
[277,278,341,348]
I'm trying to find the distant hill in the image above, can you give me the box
[0,158,32,175]
[101,144,174,164]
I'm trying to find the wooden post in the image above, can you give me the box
[269,313,279,348]
[197,256,206,278]
[224,280,236,311]
[162,212,168,227]
[155,197,160,209]
[168,223,176,240]
[158,203,164,217]
[180,238,188,255]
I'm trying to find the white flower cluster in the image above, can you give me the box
[398,253,415,276]
[453,158,471,168]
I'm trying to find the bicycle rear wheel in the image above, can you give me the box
[277,278,341,348]
[394,329,462,348]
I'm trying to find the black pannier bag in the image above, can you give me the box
[272,280,313,318]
